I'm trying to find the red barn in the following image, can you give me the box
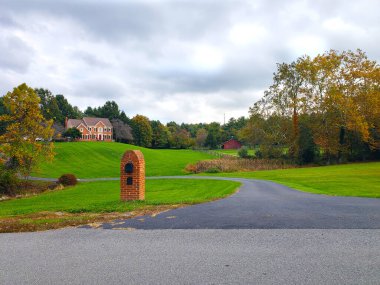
[221,138,242,149]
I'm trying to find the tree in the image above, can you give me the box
[297,119,318,164]
[131,115,152,147]
[35,88,62,122]
[195,128,208,148]
[111,119,133,143]
[0,97,8,136]
[151,120,169,148]
[52,122,65,139]
[249,49,380,163]
[101,101,121,119]
[262,58,309,159]
[205,122,222,149]
[222,116,248,141]
[55,94,82,124]
[169,129,193,149]
[0,83,54,176]
[238,111,266,147]
[63,127,82,140]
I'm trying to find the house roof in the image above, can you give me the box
[83,117,112,127]
[66,117,112,129]
[221,138,241,145]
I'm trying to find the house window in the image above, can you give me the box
[89,127,92,131]
[99,127,103,133]
[94,128,97,132]
[80,128,83,132]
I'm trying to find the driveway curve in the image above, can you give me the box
[86,176,380,230]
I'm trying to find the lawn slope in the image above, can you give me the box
[0,179,240,217]
[207,162,380,198]
[35,142,215,178]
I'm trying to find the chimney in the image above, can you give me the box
[65,117,68,129]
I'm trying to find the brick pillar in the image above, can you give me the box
[120,150,145,201]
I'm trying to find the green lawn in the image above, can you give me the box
[204,162,380,198]
[34,142,215,178]
[0,179,240,217]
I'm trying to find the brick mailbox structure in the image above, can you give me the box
[120,150,145,201]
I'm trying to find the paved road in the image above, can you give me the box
[3,176,380,284]
[87,176,380,230]
[1,228,379,285]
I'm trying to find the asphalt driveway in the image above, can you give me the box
[91,176,380,230]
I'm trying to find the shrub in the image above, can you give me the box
[238,146,249,158]
[185,163,198,173]
[58,174,78,186]
[254,149,263,159]
[0,165,18,196]
[205,167,221,173]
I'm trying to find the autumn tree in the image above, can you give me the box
[248,49,380,163]
[0,84,54,176]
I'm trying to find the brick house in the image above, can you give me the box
[221,138,242,149]
[65,117,113,141]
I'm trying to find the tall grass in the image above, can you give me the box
[186,157,293,173]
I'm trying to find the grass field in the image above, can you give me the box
[34,142,215,178]
[0,179,240,217]
[204,162,380,198]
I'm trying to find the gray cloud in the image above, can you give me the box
[0,0,379,123]
[0,35,34,73]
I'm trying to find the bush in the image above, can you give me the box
[238,146,249,158]
[0,166,18,196]
[205,167,221,173]
[58,174,78,186]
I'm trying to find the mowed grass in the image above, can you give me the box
[0,179,240,217]
[34,142,215,178]
[206,162,380,198]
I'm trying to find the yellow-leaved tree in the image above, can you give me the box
[0,83,54,177]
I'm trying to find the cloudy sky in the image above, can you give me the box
[1,0,379,123]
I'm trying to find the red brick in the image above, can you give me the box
[120,150,145,201]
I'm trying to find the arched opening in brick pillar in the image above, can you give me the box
[120,150,145,201]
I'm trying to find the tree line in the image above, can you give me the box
[1,48,377,163]
[239,49,380,164]
[0,88,247,149]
